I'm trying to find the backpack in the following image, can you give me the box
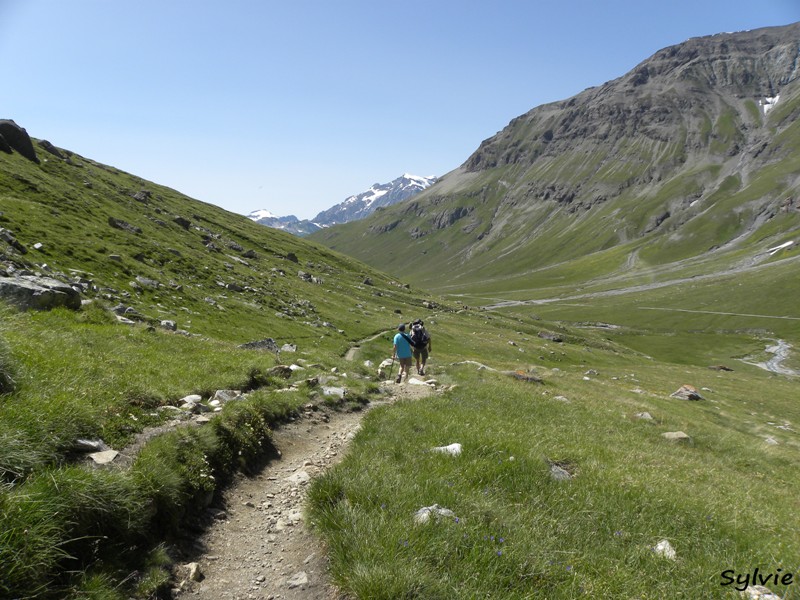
[410,324,429,348]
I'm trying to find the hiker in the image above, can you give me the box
[411,319,432,375]
[392,323,414,383]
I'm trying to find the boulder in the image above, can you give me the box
[268,365,294,379]
[321,386,346,399]
[0,228,27,254]
[39,140,64,159]
[0,120,39,162]
[538,331,564,342]
[503,370,544,384]
[173,215,191,230]
[670,384,703,400]
[108,217,142,234]
[0,275,81,310]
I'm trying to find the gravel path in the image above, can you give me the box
[173,381,436,600]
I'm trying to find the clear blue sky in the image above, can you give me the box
[1,1,798,219]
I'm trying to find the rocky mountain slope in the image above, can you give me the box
[248,174,437,236]
[311,23,800,293]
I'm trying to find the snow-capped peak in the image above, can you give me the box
[247,208,280,220]
[247,173,438,236]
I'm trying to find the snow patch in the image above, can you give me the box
[760,95,780,115]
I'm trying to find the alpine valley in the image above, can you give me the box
[1,21,799,600]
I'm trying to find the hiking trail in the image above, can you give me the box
[173,339,436,599]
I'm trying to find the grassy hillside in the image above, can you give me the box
[0,140,437,598]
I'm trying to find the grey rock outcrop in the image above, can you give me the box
[0,275,81,310]
[0,120,39,163]
[39,140,64,159]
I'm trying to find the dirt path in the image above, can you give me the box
[173,381,436,600]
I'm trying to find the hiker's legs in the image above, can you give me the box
[399,357,412,382]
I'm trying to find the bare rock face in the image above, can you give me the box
[0,120,39,163]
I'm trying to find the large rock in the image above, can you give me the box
[0,120,39,163]
[0,275,81,310]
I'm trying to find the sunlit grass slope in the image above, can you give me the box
[0,140,438,598]
[309,308,800,599]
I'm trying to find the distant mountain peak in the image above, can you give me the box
[248,173,437,236]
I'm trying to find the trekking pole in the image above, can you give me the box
[387,355,395,380]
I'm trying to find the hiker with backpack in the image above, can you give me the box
[410,319,432,376]
[392,323,414,383]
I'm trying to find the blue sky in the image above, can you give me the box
[1,1,798,219]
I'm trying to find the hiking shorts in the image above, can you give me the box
[398,357,412,369]
[413,347,429,361]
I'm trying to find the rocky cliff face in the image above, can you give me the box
[466,24,800,173]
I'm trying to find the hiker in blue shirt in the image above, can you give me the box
[392,323,414,383]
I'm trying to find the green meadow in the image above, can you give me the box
[2,140,799,598]
[309,298,800,599]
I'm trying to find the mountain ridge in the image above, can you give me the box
[309,22,800,296]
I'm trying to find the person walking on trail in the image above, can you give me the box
[411,319,432,376]
[392,323,414,383]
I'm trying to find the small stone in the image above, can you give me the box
[431,443,462,456]
[740,585,783,599]
[662,431,692,443]
[413,504,456,524]
[186,562,204,582]
[287,470,311,485]
[549,463,572,481]
[653,539,676,560]
[286,571,308,588]
[89,450,118,465]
